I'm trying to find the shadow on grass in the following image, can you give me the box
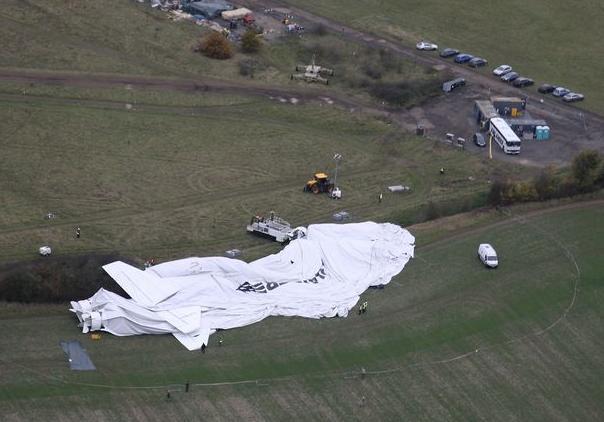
[0,254,134,303]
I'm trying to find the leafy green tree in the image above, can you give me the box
[572,150,601,191]
[241,28,262,53]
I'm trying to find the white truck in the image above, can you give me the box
[478,243,499,268]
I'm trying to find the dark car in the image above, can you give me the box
[454,53,474,63]
[501,71,519,82]
[468,57,488,68]
[442,78,466,92]
[512,77,534,87]
[439,48,459,58]
[538,84,556,94]
[473,133,486,147]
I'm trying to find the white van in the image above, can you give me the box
[478,243,498,268]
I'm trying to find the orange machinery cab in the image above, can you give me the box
[304,172,334,194]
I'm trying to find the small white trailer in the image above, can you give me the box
[247,212,293,243]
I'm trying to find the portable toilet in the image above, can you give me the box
[535,126,543,140]
[542,126,550,140]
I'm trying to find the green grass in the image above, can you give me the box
[283,0,604,114]
[0,0,237,79]
[0,0,446,109]
[1,203,603,420]
[0,83,515,263]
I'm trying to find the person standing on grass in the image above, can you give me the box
[378,192,383,203]
[75,226,81,239]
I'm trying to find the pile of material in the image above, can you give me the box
[70,222,415,350]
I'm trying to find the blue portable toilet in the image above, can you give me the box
[535,126,543,140]
[542,126,550,140]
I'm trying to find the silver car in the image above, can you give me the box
[416,41,438,50]
[563,92,584,102]
[553,87,570,97]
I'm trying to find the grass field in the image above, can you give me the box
[283,0,604,114]
[0,0,233,78]
[0,0,449,110]
[0,81,520,264]
[1,202,603,420]
[1,1,603,418]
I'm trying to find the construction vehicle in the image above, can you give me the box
[291,55,334,85]
[247,211,293,243]
[303,172,335,194]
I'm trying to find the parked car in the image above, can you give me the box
[473,133,486,147]
[538,84,556,94]
[416,41,438,51]
[478,244,498,268]
[563,92,585,102]
[442,78,466,92]
[512,77,534,87]
[493,65,512,76]
[439,48,459,58]
[500,71,519,82]
[553,87,571,97]
[454,53,474,63]
[469,57,488,68]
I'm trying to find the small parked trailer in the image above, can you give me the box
[247,212,292,243]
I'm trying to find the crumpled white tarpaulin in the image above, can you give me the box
[70,222,415,350]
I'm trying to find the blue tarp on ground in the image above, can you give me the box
[60,340,96,371]
[185,0,233,18]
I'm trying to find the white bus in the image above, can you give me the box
[489,117,521,154]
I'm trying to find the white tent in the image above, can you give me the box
[70,222,415,350]
[221,7,252,21]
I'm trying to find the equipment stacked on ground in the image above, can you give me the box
[291,56,334,85]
